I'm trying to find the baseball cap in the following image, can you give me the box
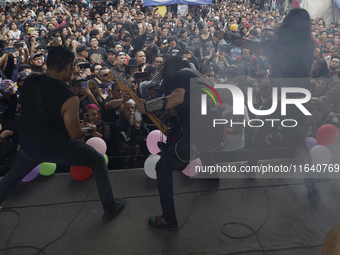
[17,71,29,81]
[107,48,117,55]
[29,52,43,61]
[145,34,154,44]
[71,77,87,86]
[76,44,90,53]
[249,29,257,35]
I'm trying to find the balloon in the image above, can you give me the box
[146,130,167,155]
[144,155,160,179]
[39,162,56,176]
[310,145,332,165]
[306,137,318,150]
[182,158,201,177]
[22,165,40,182]
[316,124,339,146]
[86,137,107,155]
[104,154,109,165]
[70,166,93,181]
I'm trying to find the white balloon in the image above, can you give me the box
[310,145,332,165]
[144,155,160,179]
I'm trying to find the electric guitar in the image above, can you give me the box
[107,70,168,134]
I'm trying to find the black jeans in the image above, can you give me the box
[248,98,315,190]
[0,139,115,209]
[155,137,216,222]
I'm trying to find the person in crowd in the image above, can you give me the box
[70,76,99,119]
[76,44,90,60]
[152,54,164,67]
[311,57,332,79]
[199,23,214,59]
[329,55,340,78]
[112,99,149,169]
[0,82,18,176]
[103,48,117,69]
[100,80,130,124]
[88,36,108,64]
[113,51,127,75]
[310,77,329,98]
[83,104,113,155]
[87,78,105,106]
[29,52,44,73]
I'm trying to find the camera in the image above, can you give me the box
[79,63,91,69]
[13,42,23,48]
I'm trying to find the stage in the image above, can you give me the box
[0,164,339,255]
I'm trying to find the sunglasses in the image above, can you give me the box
[102,73,108,77]
[118,52,126,56]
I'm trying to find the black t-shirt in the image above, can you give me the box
[20,74,76,155]
[100,98,120,124]
[103,60,115,70]
[88,47,108,64]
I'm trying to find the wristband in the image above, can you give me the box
[145,97,167,113]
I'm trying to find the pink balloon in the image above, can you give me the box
[146,130,167,154]
[182,158,201,177]
[86,137,107,155]
[22,165,40,182]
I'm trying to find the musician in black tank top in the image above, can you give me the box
[0,46,125,221]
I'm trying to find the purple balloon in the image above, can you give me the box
[21,165,40,182]
[306,137,318,150]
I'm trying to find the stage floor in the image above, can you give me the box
[0,167,339,255]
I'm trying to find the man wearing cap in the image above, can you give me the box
[103,49,117,69]
[71,76,99,119]
[133,12,144,35]
[15,71,29,95]
[76,45,90,60]
[111,15,118,30]
[248,29,260,41]
[29,52,44,73]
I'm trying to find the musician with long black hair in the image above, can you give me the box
[247,8,318,198]
[136,56,223,229]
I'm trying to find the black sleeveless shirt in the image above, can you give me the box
[20,74,76,155]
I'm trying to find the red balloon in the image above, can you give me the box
[70,166,93,181]
[316,124,339,146]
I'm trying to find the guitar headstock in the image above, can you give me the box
[107,70,131,89]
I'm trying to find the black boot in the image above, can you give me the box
[102,198,126,221]
[149,215,178,230]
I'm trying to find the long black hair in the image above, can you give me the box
[160,56,190,96]
[265,8,314,79]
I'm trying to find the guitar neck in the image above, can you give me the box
[107,71,168,134]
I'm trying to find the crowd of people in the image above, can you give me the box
[0,0,338,175]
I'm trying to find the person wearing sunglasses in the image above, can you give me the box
[112,51,127,76]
